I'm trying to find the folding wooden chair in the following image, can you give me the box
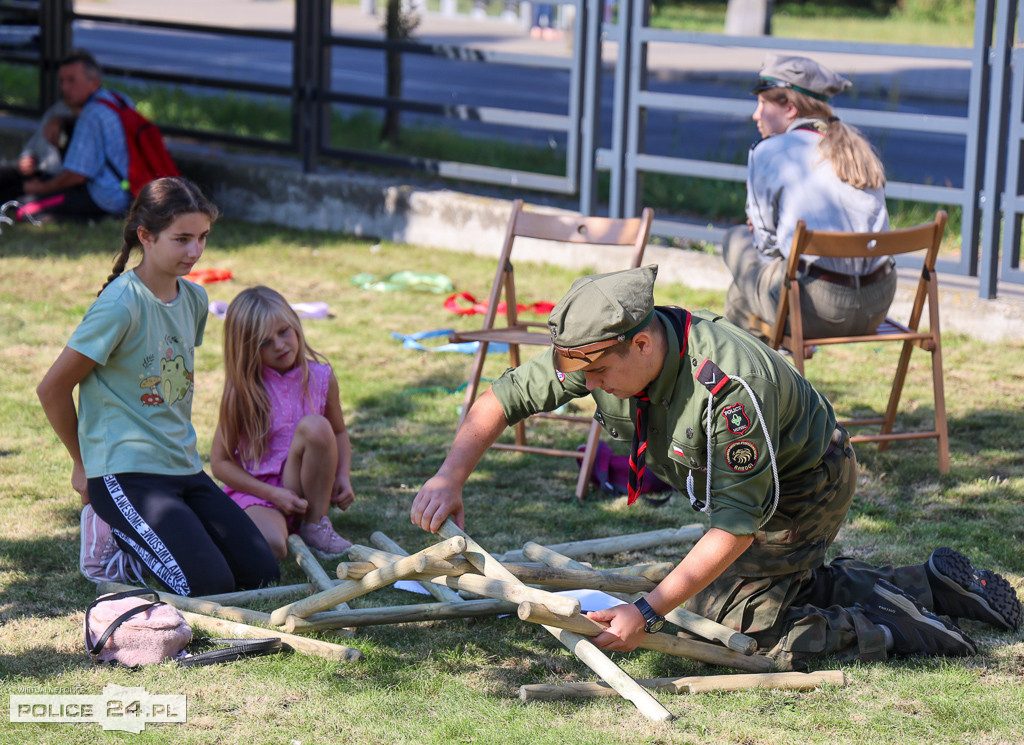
[449,200,654,499]
[750,211,950,472]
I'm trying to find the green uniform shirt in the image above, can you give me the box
[492,308,837,538]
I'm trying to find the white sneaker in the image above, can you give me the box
[79,504,145,584]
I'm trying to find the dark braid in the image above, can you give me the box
[98,177,219,295]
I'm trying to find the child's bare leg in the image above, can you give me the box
[281,415,338,525]
[245,505,289,561]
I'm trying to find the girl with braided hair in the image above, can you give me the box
[37,177,278,596]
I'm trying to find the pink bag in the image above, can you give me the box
[84,589,192,667]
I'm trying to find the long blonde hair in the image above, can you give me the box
[219,286,326,465]
[764,88,886,190]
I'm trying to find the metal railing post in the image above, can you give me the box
[977,0,1014,298]
[621,0,649,219]
[294,0,327,173]
[39,0,73,112]
[606,0,635,217]
[998,0,1024,285]
[579,0,601,214]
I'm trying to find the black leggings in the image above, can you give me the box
[87,471,279,597]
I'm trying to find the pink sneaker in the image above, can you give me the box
[79,504,144,584]
[298,516,352,560]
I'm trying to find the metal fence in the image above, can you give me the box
[0,0,1020,297]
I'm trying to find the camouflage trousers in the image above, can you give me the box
[685,427,933,670]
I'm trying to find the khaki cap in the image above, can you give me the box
[751,53,852,102]
[548,265,657,373]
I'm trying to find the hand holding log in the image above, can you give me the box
[517,602,773,673]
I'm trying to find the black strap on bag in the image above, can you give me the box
[84,588,164,658]
[177,637,285,667]
[86,587,286,666]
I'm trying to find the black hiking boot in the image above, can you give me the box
[925,547,1022,632]
[861,580,977,657]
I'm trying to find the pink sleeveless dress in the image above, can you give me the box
[223,361,331,520]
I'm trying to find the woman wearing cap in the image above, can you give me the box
[722,53,896,341]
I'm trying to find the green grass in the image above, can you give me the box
[649,1,975,46]
[0,218,1022,744]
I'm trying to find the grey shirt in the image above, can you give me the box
[746,118,889,275]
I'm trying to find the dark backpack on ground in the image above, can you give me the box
[97,92,181,197]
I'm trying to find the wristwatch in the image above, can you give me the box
[633,597,666,634]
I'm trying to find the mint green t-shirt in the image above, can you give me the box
[68,270,208,478]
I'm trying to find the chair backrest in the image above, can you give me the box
[770,210,948,351]
[786,212,947,268]
[480,200,653,332]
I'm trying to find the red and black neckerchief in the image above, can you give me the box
[627,307,690,505]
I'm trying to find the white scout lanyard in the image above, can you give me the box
[686,366,781,530]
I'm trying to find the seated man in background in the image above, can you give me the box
[723,53,896,341]
[17,49,133,222]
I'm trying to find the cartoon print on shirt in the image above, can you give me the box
[136,347,194,408]
[160,353,194,405]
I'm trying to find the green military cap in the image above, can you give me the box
[751,53,851,102]
[548,265,658,373]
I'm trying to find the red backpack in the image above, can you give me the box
[97,92,181,197]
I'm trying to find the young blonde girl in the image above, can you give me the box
[211,286,354,560]
[37,177,279,596]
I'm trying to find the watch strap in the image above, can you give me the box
[633,597,665,632]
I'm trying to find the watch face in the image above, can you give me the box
[646,617,665,634]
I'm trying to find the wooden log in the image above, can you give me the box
[178,610,362,662]
[605,562,675,582]
[412,572,581,617]
[283,598,516,633]
[518,670,846,700]
[336,561,383,580]
[356,545,581,617]
[97,580,322,606]
[662,608,756,656]
[436,518,674,723]
[269,536,466,626]
[667,670,847,694]
[97,582,273,626]
[370,531,463,603]
[287,534,351,614]
[496,524,704,563]
[522,542,757,656]
[351,545,654,593]
[348,544,467,577]
[541,624,674,722]
[517,602,774,673]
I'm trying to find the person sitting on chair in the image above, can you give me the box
[722,53,896,341]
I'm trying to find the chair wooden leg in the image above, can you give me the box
[931,339,950,473]
[878,339,915,452]
[457,342,489,431]
[575,420,603,501]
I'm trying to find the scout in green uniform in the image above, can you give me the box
[411,266,1022,670]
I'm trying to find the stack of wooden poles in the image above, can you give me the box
[98,517,847,722]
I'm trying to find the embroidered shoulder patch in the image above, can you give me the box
[696,359,729,395]
[721,403,751,435]
[725,440,759,472]
[555,370,565,383]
